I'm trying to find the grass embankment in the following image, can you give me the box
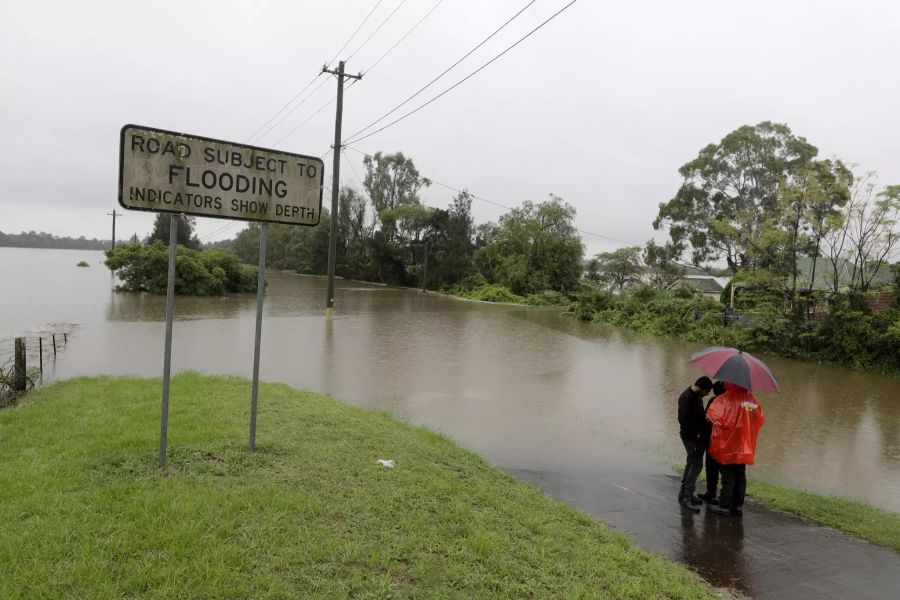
[452,284,568,306]
[744,476,900,552]
[680,468,900,553]
[0,375,716,599]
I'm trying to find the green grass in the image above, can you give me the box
[680,466,900,552]
[743,476,900,552]
[0,374,716,599]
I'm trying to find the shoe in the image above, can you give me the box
[732,507,743,517]
[697,491,716,501]
[679,498,701,512]
[688,495,703,506]
[708,497,720,506]
[708,504,734,516]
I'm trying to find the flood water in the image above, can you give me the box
[2,247,899,513]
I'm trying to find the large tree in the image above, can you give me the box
[474,195,583,295]
[591,246,644,292]
[653,121,818,273]
[147,213,200,249]
[424,191,476,290]
[363,151,431,242]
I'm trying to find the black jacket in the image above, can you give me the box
[678,387,707,438]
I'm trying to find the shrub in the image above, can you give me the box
[105,243,258,296]
[458,284,526,304]
[76,260,89,267]
[525,290,569,306]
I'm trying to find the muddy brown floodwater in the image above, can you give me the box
[3,247,899,513]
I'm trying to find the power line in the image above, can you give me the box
[272,93,341,146]
[245,74,322,143]
[249,77,330,144]
[342,148,366,190]
[343,0,539,145]
[246,0,385,143]
[361,0,445,76]
[325,0,386,69]
[259,0,437,148]
[346,0,408,62]
[344,144,634,247]
[344,0,579,146]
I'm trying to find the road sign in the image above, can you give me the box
[119,124,324,226]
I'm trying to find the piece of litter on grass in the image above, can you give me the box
[376,459,396,468]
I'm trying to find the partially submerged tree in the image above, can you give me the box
[147,213,200,249]
[474,195,583,295]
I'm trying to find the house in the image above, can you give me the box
[679,274,728,301]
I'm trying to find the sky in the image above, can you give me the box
[2,0,899,257]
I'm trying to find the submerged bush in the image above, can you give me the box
[105,243,258,296]
[457,284,526,304]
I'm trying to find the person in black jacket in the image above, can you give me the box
[698,380,727,504]
[678,376,713,511]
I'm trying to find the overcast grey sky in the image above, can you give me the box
[2,0,898,256]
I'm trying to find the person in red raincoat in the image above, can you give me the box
[706,382,765,516]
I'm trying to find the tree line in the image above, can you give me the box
[0,230,110,250]
[574,121,900,374]
[230,151,585,302]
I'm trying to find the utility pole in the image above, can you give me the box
[321,60,362,319]
[107,209,121,249]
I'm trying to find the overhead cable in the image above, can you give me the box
[344,0,578,146]
[342,0,539,145]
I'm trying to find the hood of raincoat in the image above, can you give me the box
[706,383,765,465]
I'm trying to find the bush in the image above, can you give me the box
[457,284,526,304]
[105,243,258,296]
[76,260,89,267]
[525,290,569,306]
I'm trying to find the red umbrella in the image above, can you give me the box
[689,347,780,393]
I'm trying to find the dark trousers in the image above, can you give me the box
[719,464,747,510]
[679,434,704,500]
[704,452,720,495]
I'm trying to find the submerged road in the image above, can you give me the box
[506,464,900,599]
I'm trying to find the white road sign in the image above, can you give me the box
[119,124,324,226]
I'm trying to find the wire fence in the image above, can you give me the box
[0,330,72,407]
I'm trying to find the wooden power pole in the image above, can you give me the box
[321,61,361,319]
[107,209,121,249]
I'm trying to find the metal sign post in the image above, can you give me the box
[117,124,324,465]
[249,223,268,451]
[159,214,178,467]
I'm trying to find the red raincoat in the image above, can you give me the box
[707,383,765,465]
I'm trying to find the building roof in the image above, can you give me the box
[681,276,724,292]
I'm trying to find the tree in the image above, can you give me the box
[824,177,900,293]
[338,187,373,280]
[592,247,643,292]
[653,121,818,272]
[425,191,476,290]
[104,243,256,296]
[363,151,431,242]
[474,195,584,295]
[148,213,200,249]
[643,239,685,289]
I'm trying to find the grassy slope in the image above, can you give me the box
[744,476,900,553]
[0,375,716,599]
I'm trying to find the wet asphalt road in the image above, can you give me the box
[505,464,900,599]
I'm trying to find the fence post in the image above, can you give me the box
[13,338,26,392]
[52,334,57,358]
[39,337,43,375]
